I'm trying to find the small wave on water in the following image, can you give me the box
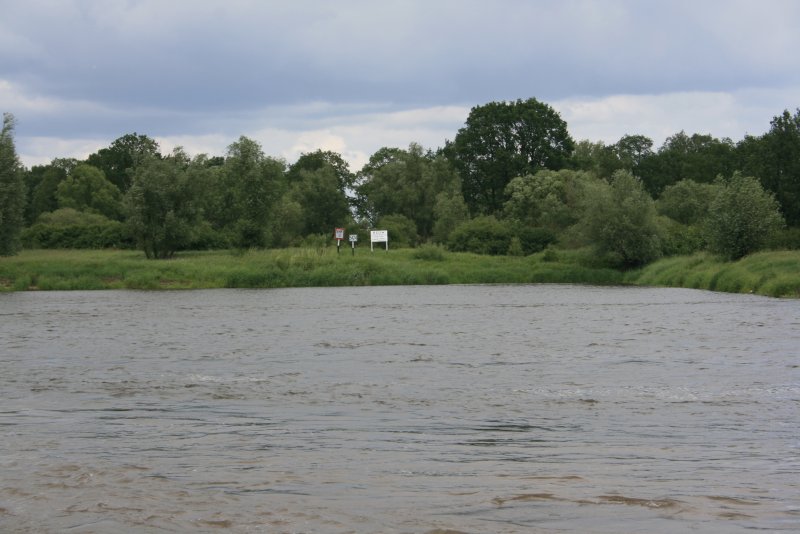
[1,285,798,533]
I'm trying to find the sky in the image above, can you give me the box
[2,0,798,171]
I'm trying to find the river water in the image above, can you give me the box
[0,285,798,533]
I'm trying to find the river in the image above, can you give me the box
[1,285,798,533]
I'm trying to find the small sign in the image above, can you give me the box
[334,228,345,240]
[349,234,358,242]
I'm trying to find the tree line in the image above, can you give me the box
[0,99,797,265]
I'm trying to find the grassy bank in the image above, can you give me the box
[627,251,800,298]
[1,247,798,298]
[0,247,623,292]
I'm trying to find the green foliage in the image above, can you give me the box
[446,216,555,256]
[0,248,629,293]
[223,136,285,248]
[124,154,198,259]
[412,244,446,261]
[514,225,557,255]
[704,172,785,260]
[579,170,663,267]
[657,217,706,256]
[638,131,737,196]
[56,163,123,220]
[288,166,351,236]
[448,215,512,255]
[447,98,575,215]
[503,169,593,232]
[0,113,25,256]
[86,133,161,192]
[21,208,131,249]
[432,189,469,244]
[568,135,652,180]
[631,251,800,298]
[356,143,460,238]
[739,109,800,226]
[375,213,418,248]
[24,162,72,224]
[287,149,354,192]
[657,179,719,225]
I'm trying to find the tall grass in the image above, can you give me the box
[2,247,798,297]
[629,251,800,298]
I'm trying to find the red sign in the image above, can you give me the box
[334,228,345,240]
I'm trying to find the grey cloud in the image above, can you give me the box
[2,0,799,156]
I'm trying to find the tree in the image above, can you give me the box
[704,172,784,260]
[0,113,25,255]
[503,169,593,232]
[124,151,198,259]
[25,163,67,224]
[638,131,736,196]
[356,143,461,238]
[87,133,161,192]
[287,149,355,192]
[739,109,800,226]
[288,166,351,236]
[568,140,621,179]
[615,134,654,176]
[656,179,719,225]
[446,98,574,215]
[223,136,285,248]
[432,189,469,244]
[56,164,123,220]
[580,170,663,267]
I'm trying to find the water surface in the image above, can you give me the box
[1,285,798,532]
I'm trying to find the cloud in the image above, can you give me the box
[4,1,799,169]
[554,87,799,146]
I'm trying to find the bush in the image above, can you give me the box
[704,172,785,260]
[514,226,557,255]
[21,209,133,249]
[658,217,706,256]
[376,214,418,248]
[447,216,512,255]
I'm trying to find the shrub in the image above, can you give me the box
[704,172,785,260]
[447,215,512,255]
[375,214,418,248]
[514,226,557,255]
[21,209,133,249]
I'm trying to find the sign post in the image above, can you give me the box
[334,227,345,254]
[370,230,388,252]
[349,233,358,255]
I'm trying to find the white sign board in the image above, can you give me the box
[370,229,388,251]
[349,234,358,242]
[334,228,345,240]
[370,230,388,242]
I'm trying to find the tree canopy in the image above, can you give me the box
[446,98,574,215]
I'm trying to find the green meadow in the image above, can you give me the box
[1,247,798,298]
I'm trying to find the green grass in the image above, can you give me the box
[2,247,798,298]
[628,250,800,298]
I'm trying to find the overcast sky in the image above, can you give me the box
[2,0,798,170]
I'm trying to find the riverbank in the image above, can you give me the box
[1,247,798,297]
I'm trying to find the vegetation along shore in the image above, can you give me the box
[1,247,798,298]
[2,98,799,298]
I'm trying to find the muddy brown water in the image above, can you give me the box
[1,285,798,533]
